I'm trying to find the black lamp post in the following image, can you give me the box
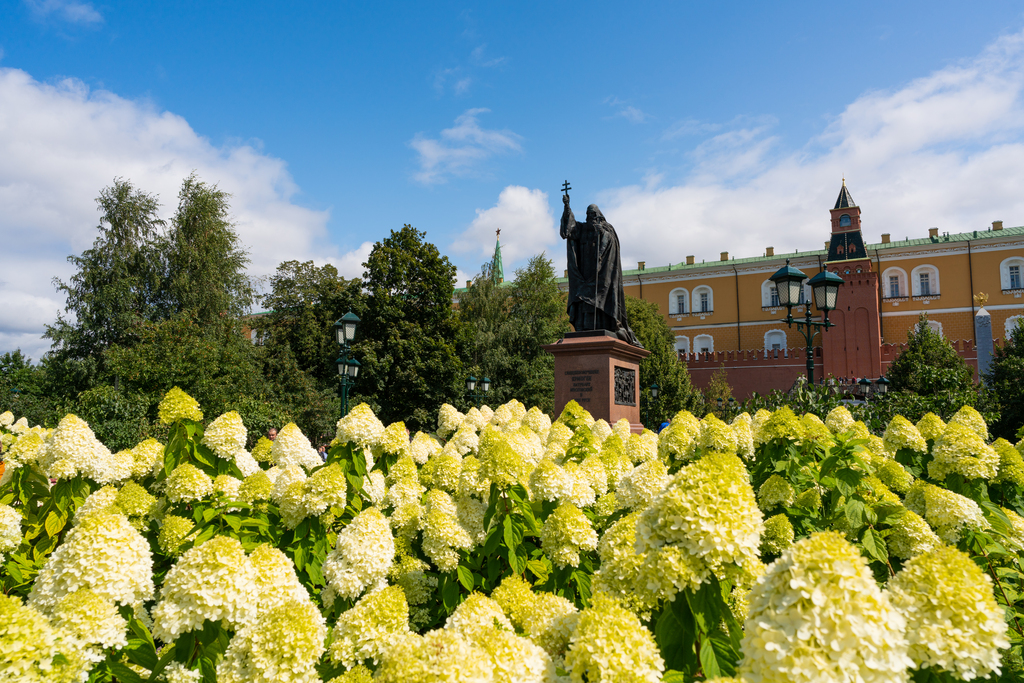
[645,383,659,427]
[333,311,360,416]
[466,375,491,408]
[769,259,844,384]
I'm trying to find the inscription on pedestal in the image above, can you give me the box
[564,369,598,404]
[614,366,636,406]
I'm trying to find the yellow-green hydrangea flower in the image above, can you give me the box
[875,457,914,494]
[0,503,23,560]
[564,593,664,683]
[490,574,535,631]
[799,413,833,445]
[948,405,988,441]
[824,405,855,434]
[251,436,273,463]
[556,400,594,431]
[216,597,326,683]
[915,412,946,442]
[591,512,657,617]
[883,415,927,454]
[165,463,214,503]
[905,481,987,544]
[330,585,410,669]
[0,593,89,683]
[760,513,794,555]
[928,422,998,481]
[993,438,1024,486]
[887,508,941,560]
[731,413,755,460]
[129,437,165,478]
[888,546,1008,680]
[477,427,530,488]
[202,411,247,460]
[336,403,386,450]
[625,429,659,464]
[50,588,127,660]
[158,386,203,424]
[699,413,738,453]
[757,474,794,511]
[540,502,598,569]
[375,629,493,683]
[755,407,805,445]
[157,515,194,556]
[739,531,912,683]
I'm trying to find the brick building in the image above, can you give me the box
[560,182,1024,398]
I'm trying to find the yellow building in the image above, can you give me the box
[557,182,1024,396]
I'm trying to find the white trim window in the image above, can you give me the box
[1006,315,1023,339]
[694,334,714,354]
[693,286,713,313]
[881,267,907,298]
[1001,257,1024,291]
[669,288,689,315]
[764,329,787,353]
[674,336,690,355]
[911,265,940,297]
[925,320,943,337]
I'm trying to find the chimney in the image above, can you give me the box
[720,251,729,261]
[563,270,568,278]
[993,220,1004,231]
[466,280,471,288]
[686,255,695,265]
[637,261,645,271]
[881,233,890,244]
[765,247,774,257]
[928,227,939,238]
[824,241,830,250]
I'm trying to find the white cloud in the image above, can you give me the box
[25,0,102,25]
[605,97,649,124]
[0,67,365,359]
[452,186,557,275]
[600,30,1024,273]
[327,241,375,280]
[409,109,522,184]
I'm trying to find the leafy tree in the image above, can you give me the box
[352,225,464,431]
[164,173,254,323]
[624,297,703,426]
[877,315,992,423]
[459,254,569,413]
[257,260,365,385]
[45,179,166,394]
[0,351,55,428]
[703,364,734,417]
[987,317,1024,440]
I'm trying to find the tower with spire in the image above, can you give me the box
[826,178,867,262]
[491,229,504,284]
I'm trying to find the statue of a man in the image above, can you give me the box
[560,193,641,346]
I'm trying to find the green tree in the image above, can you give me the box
[257,260,365,385]
[164,173,254,323]
[45,179,166,394]
[0,351,55,428]
[459,254,569,413]
[352,225,464,431]
[624,297,703,426]
[703,364,734,417]
[987,317,1024,440]
[878,315,989,423]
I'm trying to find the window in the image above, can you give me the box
[882,267,908,299]
[674,337,690,355]
[700,292,709,312]
[764,330,787,353]
[668,288,689,315]
[911,265,940,297]
[769,286,780,307]
[1007,316,1023,339]
[694,334,714,354]
[926,320,943,337]
[889,275,900,298]
[692,286,713,313]
[839,214,851,227]
[1002,257,1024,290]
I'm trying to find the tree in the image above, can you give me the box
[352,225,464,431]
[45,179,166,395]
[624,297,703,426]
[164,173,254,323]
[257,261,365,385]
[879,315,989,423]
[703,364,734,417]
[987,317,1024,440]
[0,351,54,428]
[459,254,569,413]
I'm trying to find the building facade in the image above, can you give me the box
[561,182,1024,398]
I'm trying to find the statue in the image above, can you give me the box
[559,181,641,346]
[974,291,989,310]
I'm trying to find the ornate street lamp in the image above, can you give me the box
[645,383,660,428]
[769,259,844,384]
[466,375,491,408]
[876,376,890,394]
[858,377,872,400]
[333,311,360,416]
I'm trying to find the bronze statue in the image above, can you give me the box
[559,181,641,346]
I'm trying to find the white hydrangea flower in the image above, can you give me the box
[151,535,258,642]
[165,463,214,504]
[523,407,553,440]
[3,425,49,469]
[302,462,347,516]
[739,531,912,683]
[374,629,493,683]
[699,413,738,453]
[437,404,465,439]
[130,438,166,478]
[529,458,575,502]
[560,462,597,508]
[887,509,942,560]
[625,430,659,463]
[731,413,755,460]
[473,627,554,683]
[337,403,386,449]
[202,411,247,460]
[271,423,322,470]
[363,470,387,505]
[0,410,13,426]
[824,405,855,434]
[905,481,988,544]
[565,593,664,683]
[216,597,326,683]
[616,459,669,510]
[1,593,91,683]
[889,546,1008,680]
[540,502,598,569]
[233,447,261,477]
[0,503,22,559]
[491,400,525,432]
[38,414,115,482]
[420,490,473,572]
[445,593,514,637]
[330,584,411,669]
[521,592,579,660]
[29,512,154,614]
[249,544,310,614]
[323,507,395,600]
[408,431,441,465]
[271,464,308,504]
[50,588,128,662]
[882,415,928,454]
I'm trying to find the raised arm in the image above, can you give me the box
[560,194,578,239]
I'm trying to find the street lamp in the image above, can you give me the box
[466,375,491,408]
[645,383,659,428]
[876,376,890,394]
[769,259,844,384]
[333,311,360,416]
[858,377,872,400]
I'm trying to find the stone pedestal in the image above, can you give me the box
[543,331,651,433]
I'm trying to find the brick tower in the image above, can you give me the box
[822,181,883,380]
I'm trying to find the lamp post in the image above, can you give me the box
[858,377,872,400]
[333,311,360,417]
[646,383,659,428]
[876,376,890,395]
[466,375,491,408]
[769,259,844,385]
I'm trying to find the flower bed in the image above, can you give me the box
[0,393,1022,682]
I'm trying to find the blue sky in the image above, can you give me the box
[3,1,1024,357]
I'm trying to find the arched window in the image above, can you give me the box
[761,280,779,307]
[764,330,787,352]
[839,214,851,227]
[925,320,943,337]
[694,334,714,354]
[1001,257,1024,291]
[668,288,689,315]
[693,286,714,313]
[674,336,690,355]
[881,267,908,299]
[1006,316,1023,340]
[911,265,940,297]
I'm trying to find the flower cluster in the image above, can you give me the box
[905,481,988,543]
[323,507,395,600]
[419,490,472,572]
[158,386,203,424]
[272,423,322,470]
[564,593,665,683]
[929,421,999,480]
[202,410,248,459]
[217,597,326,683]
[330,585,411,669]
[540,502,598,569]
[883,415,928,454]
[165,463,214,503]
[336,403,386,449]
[0,503,23,561]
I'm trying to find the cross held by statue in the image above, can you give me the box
[561,180,571,196]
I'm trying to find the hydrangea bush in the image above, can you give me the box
[1,393,1023,682]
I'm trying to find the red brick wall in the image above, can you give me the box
[685,347,824,399]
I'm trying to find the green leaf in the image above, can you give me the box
[684,580,723,636]
[108,661,146,683]
[457,565,475,591]
[503,515,524,552]
[834,468,862,497]
[483,483,499,530]
[656,602,698,676]
[700,626,740,678]
[526,559,550,583]
[509,544,529,575]
[43,510,65,538]
[351,448,367,477]
[861,527,889,564]
[442,575,461,612]
[844,498,865,528]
